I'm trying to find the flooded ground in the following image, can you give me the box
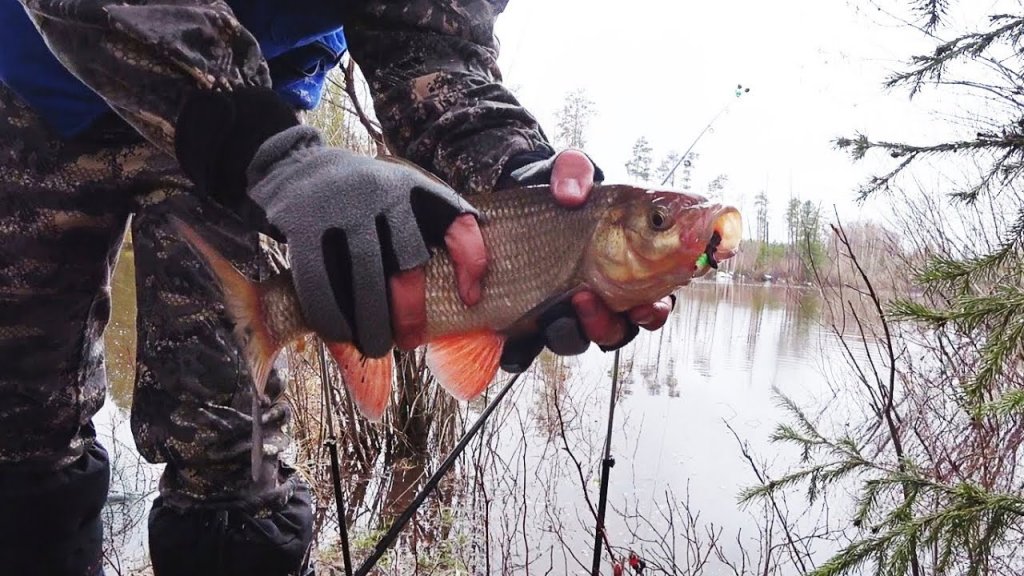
[97,245,856,575]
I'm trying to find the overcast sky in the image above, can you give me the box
[490,0,1008,240]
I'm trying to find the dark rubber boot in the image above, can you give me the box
[0,441,111,576]
[148,474,314,576]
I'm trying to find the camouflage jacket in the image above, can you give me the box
[16,0,556,196]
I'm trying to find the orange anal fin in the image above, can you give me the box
[326,342,394,421]
[425,331,505,402]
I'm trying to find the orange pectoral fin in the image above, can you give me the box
[326,342,394,421]
[424,331,505,402]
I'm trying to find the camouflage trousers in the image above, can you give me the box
[0,84,307,514]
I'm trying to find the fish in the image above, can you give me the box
[169,182,742,481]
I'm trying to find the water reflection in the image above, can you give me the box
[104,235,137,411]
[97,258,847,574]
[96,236,163,574]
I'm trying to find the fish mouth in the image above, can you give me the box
[696,207,742,270]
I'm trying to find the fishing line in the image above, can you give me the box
[318,341,354,576]
[591,348,622,575]
[353,371,522,576]
[660,83,750,187]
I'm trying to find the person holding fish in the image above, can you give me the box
[0,1,718,575]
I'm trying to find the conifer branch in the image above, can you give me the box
[809,480,1024,576]
[884,15,1024,97]
[890,285,1024,395]
[913,0,949,32]
[833,133,1024,201]
[981,389,1024,415]
[914,205,1024,288]
[750,7,1024,576]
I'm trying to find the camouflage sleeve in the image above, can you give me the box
[342,1,557,196]
[16,0,270,154]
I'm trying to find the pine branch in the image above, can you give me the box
[786,7,1024,576]
[743,387,1024,576]
[890,285,1024,395]
[887,299,953,325]
[834,13,1024,203]
[836,132,1024,161]
[980,388,1024,415]
[773,391,825,443]
[914,203,1024,289]
[972,315,1024,395]
[738,457,869,508]
[884,15,1024,97]
[740,392,881,508]
[890,284,1024,328]
[949,148,1024,204]
[834,132,1024,201]
[854,479,886,528]
[809,478,1024,576]
[912,0,949,32]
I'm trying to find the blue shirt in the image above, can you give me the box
[0,0,347,137]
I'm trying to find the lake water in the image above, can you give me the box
[96,248,856,575]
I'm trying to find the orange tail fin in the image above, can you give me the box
[326,342,394,421]
[425,330,505,401]
[168,215,283,482]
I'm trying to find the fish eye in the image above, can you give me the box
[649,207,671,231]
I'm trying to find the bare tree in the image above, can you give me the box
[626,136,654,183]
[554,89,596,149]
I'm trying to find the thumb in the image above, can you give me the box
[550,149,595,208]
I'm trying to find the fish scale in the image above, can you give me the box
[423,185,619,337]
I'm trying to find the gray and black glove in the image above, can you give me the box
[175,87,477,358]
[494,150,640,373]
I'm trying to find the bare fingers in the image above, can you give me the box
[627,296,674,331]
[445,213,488,306]
[571,292,675,350]
[571,291,627,347]
[390,268,427,350]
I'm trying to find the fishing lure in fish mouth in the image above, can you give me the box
[169,183,743,482]
[696,231,723,270]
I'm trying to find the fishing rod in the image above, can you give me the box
[319,349,522,576]
[591,348,622,575]
[660,83,751,186]
[352,370,523,576]
[318,341,354,576]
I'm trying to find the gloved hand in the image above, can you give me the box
[247,125,478,357]
[174,87,481,358]
[495,149,648,373]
